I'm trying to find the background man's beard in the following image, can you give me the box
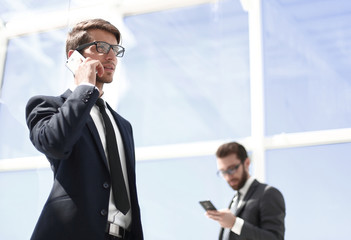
[237,169,248,190]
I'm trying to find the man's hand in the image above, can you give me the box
[74,57,104,86]
[206,209,236,229]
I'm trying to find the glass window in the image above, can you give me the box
[0,168,52,239]
[266,143,351,240]
[0,0,103,23]
[137,155,231,239]
[0,29,68,159]
[0,1,65,22]
[262,0,351,135]
[121,0,250,147]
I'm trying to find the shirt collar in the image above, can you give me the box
[238,176,255,197]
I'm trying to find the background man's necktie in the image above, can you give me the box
[222,192,241,240]
[96,98,130,215]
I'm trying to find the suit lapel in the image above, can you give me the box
[61,89,109,168]
[86,118,109,168]
[236,179,259,216]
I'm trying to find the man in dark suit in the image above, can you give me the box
[206,142,285,240]
[25,19,143,240]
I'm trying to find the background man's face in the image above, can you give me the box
[217,154,250,190]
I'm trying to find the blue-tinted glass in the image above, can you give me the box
[263,0,351,135]
[0,0,104,23]
[0,0,69,22]
[266,143,351,240]
[0,29,68,159]
[121,0,250,147]
[137,155,233,239]
[0,168,52,239]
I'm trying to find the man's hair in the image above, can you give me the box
[65,18,121,57]
[216,142,248,162]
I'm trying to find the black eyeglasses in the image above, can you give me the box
[217,163,242,177]
[75,41,125,57]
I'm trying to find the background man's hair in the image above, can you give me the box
[216,142,248,162]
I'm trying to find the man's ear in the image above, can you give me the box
[244,157,251,170]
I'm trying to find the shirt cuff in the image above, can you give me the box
[79,83,95,87]
[231,217,244,235]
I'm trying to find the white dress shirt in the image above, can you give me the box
[231,176,255,235]
[71,83,132,229]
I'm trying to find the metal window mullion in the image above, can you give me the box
[246,0,265,182]
[0,20,8,97]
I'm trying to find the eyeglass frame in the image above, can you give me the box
[217,162,242,177]
[75,41,125,57]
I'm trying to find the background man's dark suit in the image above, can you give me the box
[26,85,143,240]
[219,180,285,240]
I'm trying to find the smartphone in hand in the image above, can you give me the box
[66,50,85,75]
[199,200,217,211]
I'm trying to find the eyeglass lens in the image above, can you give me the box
[219,163,241,177]
[96,42,124,57]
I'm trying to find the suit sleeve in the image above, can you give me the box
[25,85,99,160]
[240,187,286,240]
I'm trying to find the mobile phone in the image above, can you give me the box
[66,50,85,75]
[199,200,217,211]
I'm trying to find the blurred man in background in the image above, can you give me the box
[206,142,285,240]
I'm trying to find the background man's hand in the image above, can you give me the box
[206,209,236,229]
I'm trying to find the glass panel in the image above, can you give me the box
[121,0,250,147]
[0,155,232,240]
[0,168,52,239]
[0,0,68,22]
[137,155,232,239]
[0,0,104,23]
[0,29,68,159]
[262,0,351,135]
[266,143,351,240]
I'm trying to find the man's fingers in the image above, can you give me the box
[96,63,104,77]
[206,213,222,221]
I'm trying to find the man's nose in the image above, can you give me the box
[106,47,116,60]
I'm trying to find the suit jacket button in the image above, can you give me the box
[103,182,109,189]
[100,209,107,216]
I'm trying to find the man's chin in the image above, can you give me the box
[97,77,114,84]
[230,184,239,191]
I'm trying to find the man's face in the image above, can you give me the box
[82,29,118,85]
[217,154,250,191]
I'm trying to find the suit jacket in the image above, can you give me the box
[219,180,285,240]
[25,85,143,240]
